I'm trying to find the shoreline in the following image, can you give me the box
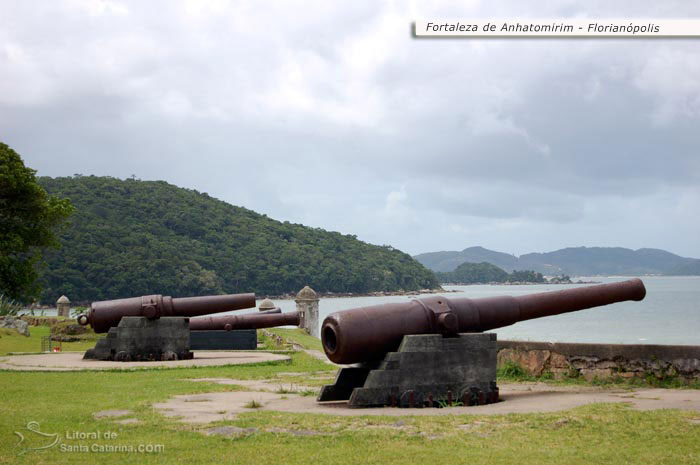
[262,288,458,300]
[262,280,602,300]
[438,280,601,287]
[22,282,606,309]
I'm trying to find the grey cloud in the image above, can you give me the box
[1,0,699,257]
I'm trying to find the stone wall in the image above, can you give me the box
[17,316,59,326]
[0,315,67,327]
[498,340,700,383]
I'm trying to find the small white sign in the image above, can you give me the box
[414,19,700,37]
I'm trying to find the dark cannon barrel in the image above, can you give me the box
[321,278,646,364]
[189,311,300,331]
[77,293,256,333]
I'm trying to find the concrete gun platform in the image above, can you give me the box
[0,350,290,371]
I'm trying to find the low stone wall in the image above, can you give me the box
[18,316,59,326]
[498,340,700,383]
[0,315,63,327]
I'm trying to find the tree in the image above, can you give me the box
[33,175,439,302]
[0,143,74,301]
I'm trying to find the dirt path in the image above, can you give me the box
[152,380,700,424]
[0,351,290,371]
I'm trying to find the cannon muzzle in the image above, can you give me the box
[322,278,646,364]
[189,311,300,331]
[78,293,256,333]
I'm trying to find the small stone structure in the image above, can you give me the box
[0,316,30,337]
[498,340,700,382]
[56,295,70,317]
[84,316,191,361]
[295,286,319,338]
[319,333,499,408]
[258,298,276,311]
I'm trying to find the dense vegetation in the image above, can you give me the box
[36,176,438,303]
[416,245,700,275]
[0,143,73,302]
[435,262,545,284]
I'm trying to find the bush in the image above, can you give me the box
[498,360,530,379]
[0,294,22,316]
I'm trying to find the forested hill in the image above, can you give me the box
[37,176,438,303]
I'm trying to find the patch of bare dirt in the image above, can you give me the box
[93,409,131,419]
[153,382,700,424]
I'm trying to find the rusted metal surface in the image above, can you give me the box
[321,278,646,364]
[77,293,256,333]
[189,311,300,331]
[258,307,282,315]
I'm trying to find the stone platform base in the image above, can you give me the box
[190,330,257,350]
[84,316,191,361]
[318,333,499,408]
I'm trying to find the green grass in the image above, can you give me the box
[267,328,324,352]
[0,326,98,356]
[1,332,699,464]
[243,399,263,409]
[1,365,699,464]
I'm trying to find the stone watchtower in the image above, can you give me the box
[57,295,71,318]
[295,286,319,338]
[258,298,276,312]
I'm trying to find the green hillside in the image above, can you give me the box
[37,176,438,303]
[435,262,545,284]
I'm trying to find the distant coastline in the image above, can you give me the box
[264,288,457,300]
[439,279,600,286]
[263,279,605,300]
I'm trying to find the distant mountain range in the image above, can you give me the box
[414,246,700,276]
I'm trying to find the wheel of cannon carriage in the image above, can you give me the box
[114,351,127,362]
[488,382,500,404]
[460,386,483,406]
[161,350,178,361]
[399,390,424,408]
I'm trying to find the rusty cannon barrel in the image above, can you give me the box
[321,278,646,364]
[190,311,300,331]
[77,293,256,333]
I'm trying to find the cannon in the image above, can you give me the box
[318,279,646,407]
[77,293,256,333]
[322,278,646,364]
[79,292,257,361]
[190,311,300,331]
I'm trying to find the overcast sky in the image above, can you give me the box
[1,1,699,258]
